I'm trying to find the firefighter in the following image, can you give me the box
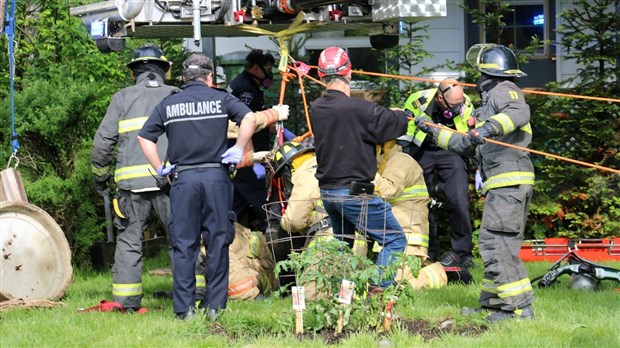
[138,53,288,320]
[276,140,365,300]
[310,46,409,290]
[91,44,178,312]
[198,222,277,301]
[398,78,475,266]
[417,44,535,323]
[373,140,449,289]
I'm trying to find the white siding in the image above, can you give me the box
[404,0,466,82]
[555,0,581,85]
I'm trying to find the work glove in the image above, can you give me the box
[221,145,244,165]
[252,151,270,163]
[272,104,290,121]
[474,170,484,192]
[414,116,435,134]
[252,163,266,179]
[467,122,497,146]
[93,174,111,197]
[283,128,297,141]
[157,164,177,177]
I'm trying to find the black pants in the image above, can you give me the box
[414,147,473,262]
[232,167,269,232]
[169,167,235,314]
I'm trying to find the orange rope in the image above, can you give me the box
[306,66,620,104]
[278,70,288,105]
[425,122,620,175]
[292,131,312,142]
[288,65,314,137]
[289,60,618,173]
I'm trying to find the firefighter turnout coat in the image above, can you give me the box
[431,80,535,310]
[374,144,447,289]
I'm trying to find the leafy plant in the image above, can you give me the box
[275,238,420,333]
[526,0,620,239]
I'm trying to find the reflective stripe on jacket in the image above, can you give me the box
[92,73,178,191]
[399,88,473,146]
[476,81,534,194]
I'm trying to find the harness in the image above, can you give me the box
[532,250,620,288]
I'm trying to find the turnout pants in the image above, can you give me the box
[414,148,472,262]
[320,188,407,288]
[112,190,170,309]
[478,185,534,311]
[169,167,235,314]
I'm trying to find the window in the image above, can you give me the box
[484,1,548,56]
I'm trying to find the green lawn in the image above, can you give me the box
[2,251,619,347]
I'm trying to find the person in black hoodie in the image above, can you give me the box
[309,46,410,289]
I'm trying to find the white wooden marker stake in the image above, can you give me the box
[336,279,354,334]
[292,286,305,334]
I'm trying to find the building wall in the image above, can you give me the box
[555,0,583,85]
[213,0,596,87]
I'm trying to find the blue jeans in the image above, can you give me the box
[320,188,406,288]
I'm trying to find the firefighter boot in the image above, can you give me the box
[486,305,534,323]
[439,251,473,284]
[461,306,501,316]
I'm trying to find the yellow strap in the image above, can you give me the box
[236,12,318,73]
[112,198,126,219]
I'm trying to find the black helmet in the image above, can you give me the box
[126,44,171,72]
[466,44,526,77]
[272,141,314,176]
[570,274,599,291]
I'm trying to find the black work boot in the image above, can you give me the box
[175,308,197,321]
[439,251,473,284]
[486,305,534,323]
[206,308,220,321]
[461,306,501,316]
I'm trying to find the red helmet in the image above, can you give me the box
[317,46,351,78]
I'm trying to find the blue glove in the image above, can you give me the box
[283,128,296,141]
[414,116,435,134]
[221,145,244,164]
[252,163,266,179]
[474,170,484,192]
[157,164,177,176]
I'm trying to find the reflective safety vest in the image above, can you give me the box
[399,88,473,147]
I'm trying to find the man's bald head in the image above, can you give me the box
[438,78,464,106]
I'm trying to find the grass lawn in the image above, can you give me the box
[1,250,619,347]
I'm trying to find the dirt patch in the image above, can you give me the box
[206,322,230,337]
[400,317,488,341]
[296,329,349,345]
